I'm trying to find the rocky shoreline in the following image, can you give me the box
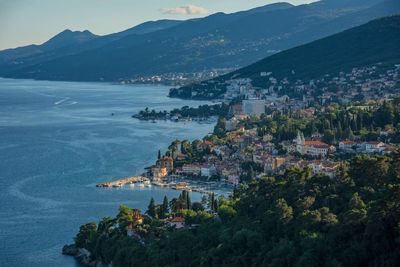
[62,244,111,267]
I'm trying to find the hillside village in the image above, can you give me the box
[65,13,400,267]
[143,63,400,188]
[171,63,400,104]
[147,98,399,187]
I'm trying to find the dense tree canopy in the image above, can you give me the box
[74,151,400,266]
[244,100,400,144]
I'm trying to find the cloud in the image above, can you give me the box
[159,4,209,15]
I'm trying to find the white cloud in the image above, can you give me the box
[159,4,209,15]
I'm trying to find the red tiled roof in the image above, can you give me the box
[367,141,382,145]
[169,217,185,223]
[341,140,355,145]
[304,140,328,146]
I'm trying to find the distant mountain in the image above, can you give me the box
[1,0,398,82]
[171,14,400,99]
[108,19,183,37]
[42,29,98,49]
[0,19,182,75]
[0,30,98,68]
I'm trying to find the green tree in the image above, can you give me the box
[275,198,293,224]
[191,202,204,212]
[186,193,191,210]
[117,205,134,231]
[147,197,157,218]
[161,195,169,218]
[75,222,97,249]
[345,193,367,225]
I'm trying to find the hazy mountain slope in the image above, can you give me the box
[171,14,400,99]
[233,14,400,82]
[0,19,182,74]
[2,0,397,82]
[0,30,97,65]
[114,20,183,36]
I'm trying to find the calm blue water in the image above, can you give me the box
[0,78,214,267]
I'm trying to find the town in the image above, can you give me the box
[118,68,234,86]
[145,104,399,189]
[170,63,400,103]
[68,62,400,266]
[141,63,400,189]
[63,13,400,266]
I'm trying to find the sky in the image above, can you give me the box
[0,0,316,50]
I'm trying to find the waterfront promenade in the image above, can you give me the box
[96,176,148,188]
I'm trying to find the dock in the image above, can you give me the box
[96,176,148,188]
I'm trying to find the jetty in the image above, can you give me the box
[96,176,148,188]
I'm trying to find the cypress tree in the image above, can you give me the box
[186,193,191,210]
[147,197,156,218]
[162,196,169,217]
[210,193,215,211]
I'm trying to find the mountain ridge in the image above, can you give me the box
[1,0,397,82]
[171,14,400,99]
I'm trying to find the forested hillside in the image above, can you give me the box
[173,14,400,99]
[2,0,398,82]
[71,150,400,267]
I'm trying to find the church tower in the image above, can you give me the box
[296,131,305,154]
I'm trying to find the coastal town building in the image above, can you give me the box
[152,166,168,181]
[200,165,217,178]
[242,99,265,116]
[339,140,391,154]
[157,156,174,173]
[180,164,201,175]
[362,141,385,153]
[264,157,286,173]
[296,160,340,178]
[167,217,185,229]
[152,156,174,181]
[339,140,357,151]
[295,132,329,157]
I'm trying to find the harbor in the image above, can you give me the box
[96,175,232,196]
[96,176,149,188]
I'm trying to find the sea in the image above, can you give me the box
[0,78,216,267]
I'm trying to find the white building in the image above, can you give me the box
[200,165,217,177]
[242,99,265,116]
[339,140,357,151]
[167,217,185,229]
[295,132,330,157]
[225,117,239,131]
[362,141,385,153]
[181,164,201,175]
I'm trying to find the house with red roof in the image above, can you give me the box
[295,132,330,157]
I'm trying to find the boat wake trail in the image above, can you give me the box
[8,176,65,210]
[54,97,70,105]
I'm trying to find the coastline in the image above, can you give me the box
[62,245,110,267]
[0,78,216,267]
[96,175,233,195]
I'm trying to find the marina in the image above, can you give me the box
[96,176,149,188]
[96,175,232,196]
